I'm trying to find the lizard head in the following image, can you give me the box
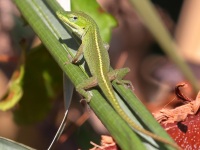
[56,10,94,38]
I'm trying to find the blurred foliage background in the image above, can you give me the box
[0,0,200,149]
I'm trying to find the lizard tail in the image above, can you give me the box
[115,106,181,150]
[100,82,181,150]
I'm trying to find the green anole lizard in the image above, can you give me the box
[56,10,180,150]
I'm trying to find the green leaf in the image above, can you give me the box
[0,65,24,111]
[14,45,62,124]
[0,50,25,111]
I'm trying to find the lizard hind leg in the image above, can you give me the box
[76,76,98,102]
[115,79,134,91]
[108,67,134,90]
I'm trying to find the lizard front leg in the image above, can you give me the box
[72,43,84,63]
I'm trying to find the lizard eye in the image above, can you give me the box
[69,16,78,22]
[73,16,78,20]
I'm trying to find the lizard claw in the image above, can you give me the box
[115,79,134,91]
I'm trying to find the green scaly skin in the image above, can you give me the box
[56,10,181,150]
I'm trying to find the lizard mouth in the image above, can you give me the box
[56,11,77,29]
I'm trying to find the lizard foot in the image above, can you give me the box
[115,79,134,91]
